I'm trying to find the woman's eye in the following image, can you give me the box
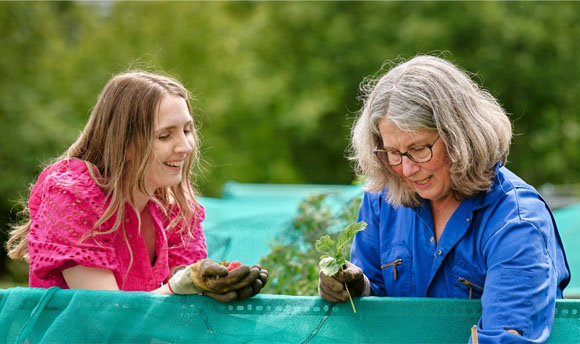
[158,134,170,140]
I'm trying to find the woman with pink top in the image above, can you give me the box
[6,71,267,302]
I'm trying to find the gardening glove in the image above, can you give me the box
[168,259,260,302]
[318,261,371,303]
[233,264,269,301]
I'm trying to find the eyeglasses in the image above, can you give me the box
[373,136,440,166]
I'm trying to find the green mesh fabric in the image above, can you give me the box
[202,182,362,266]
[201,196,301,266]
[2,183,579,342]
[552,202,580,297]
[1,287,579,343]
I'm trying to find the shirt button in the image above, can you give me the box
[466,217,470,222]
[437,250,442,256]
[429,237,435,243]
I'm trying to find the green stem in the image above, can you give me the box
[343,282,356,313]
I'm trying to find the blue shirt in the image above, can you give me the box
[351,166,570,343]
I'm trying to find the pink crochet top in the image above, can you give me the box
[27,159,207,291]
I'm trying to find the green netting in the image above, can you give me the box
[2,183,578,342]
[1,287,579,343]
[220,181,362,201]
[201,196,300,265]
[202,182,362,265]
[553,202,580,297]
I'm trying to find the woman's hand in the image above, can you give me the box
[168,259,263,302]
[238,264,269,300]
[318,261,370,302]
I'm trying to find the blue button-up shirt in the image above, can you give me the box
[351,166,570,343]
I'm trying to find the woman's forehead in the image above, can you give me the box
[378,119,433,138]
[154,95,191,130]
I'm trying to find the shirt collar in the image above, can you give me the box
[408,162,504,215]
[475,162,505,210]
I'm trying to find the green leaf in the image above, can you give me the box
[334,252,346,268]
[315,235,337,256]
[319,256,340,277]
[336,221,367,254]
[316,221,367,277]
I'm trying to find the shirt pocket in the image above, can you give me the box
[496,268,533,335]
[452,260,485,299]
[380,242,412,296]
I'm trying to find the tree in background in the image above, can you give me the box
[1,1,580,283]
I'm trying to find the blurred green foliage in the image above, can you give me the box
[1,2,580,281]
[260,193,361,296]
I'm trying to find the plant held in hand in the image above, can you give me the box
[315,221,367,313]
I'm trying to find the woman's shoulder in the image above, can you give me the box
[362,187,387,201]
[360,187,398,219]
[29,159,105,213]
[35,159,102,193]
[481,166,552,225]
[490,167,543,205]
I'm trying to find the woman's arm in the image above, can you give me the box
[350,191,386,296]
[62,265,119,290]
[477,220,559,343]
[62,265,172,294]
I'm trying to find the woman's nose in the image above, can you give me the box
[175,134,194,154]
[401,156,420,177]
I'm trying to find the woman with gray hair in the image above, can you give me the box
[318,55,569,343]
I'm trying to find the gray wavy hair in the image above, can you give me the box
[350,55,512,207]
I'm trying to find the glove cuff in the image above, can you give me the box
[171,265,187,276]
[168,278,205,295]
[167,280,176,294]
[362,274,371,296]
[167,267,205,295]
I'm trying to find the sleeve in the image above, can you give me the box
[350,191,387,296]
[474,192,564,343]
[28,168,119,282]
[166,202,208,268]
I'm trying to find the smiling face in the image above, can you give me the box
[144,94,195,193]
[378,118,454,205]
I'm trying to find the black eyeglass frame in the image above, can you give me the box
[373,135,441,166]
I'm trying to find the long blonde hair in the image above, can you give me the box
[7,71,201,262]
[350,55,512,207]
